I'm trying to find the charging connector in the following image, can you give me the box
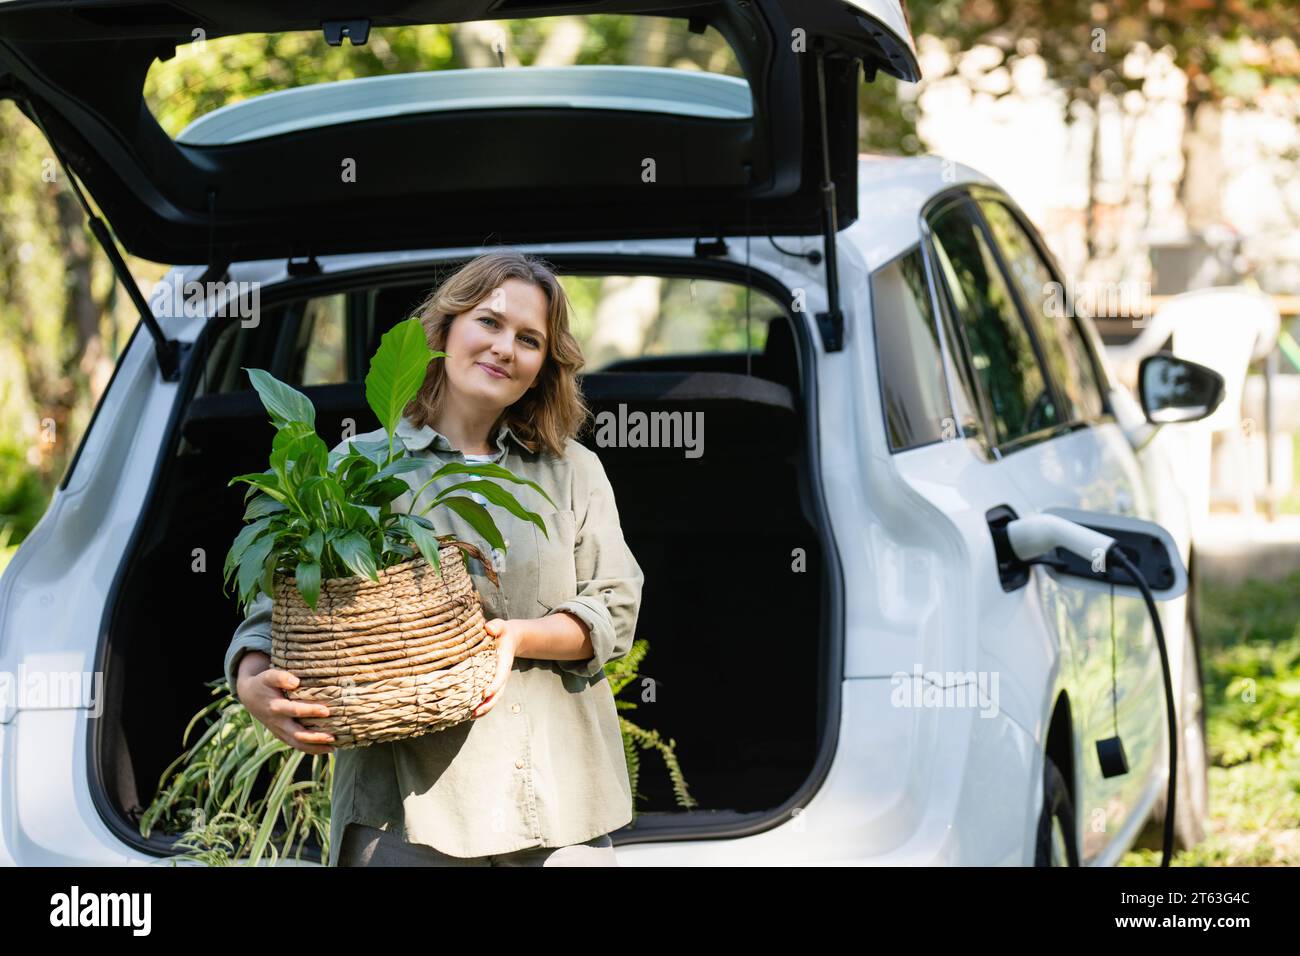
[1004,513,1116,566]
[993,511,1178,868]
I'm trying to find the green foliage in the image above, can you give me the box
[1198,572,1300,772]
[139,679,333,866]
[0,435,48,544]
[145,646,692,865]
[144,17,741,138]
[1124,570,1300,866]
[605,638,698,817]
[221,317,552,614]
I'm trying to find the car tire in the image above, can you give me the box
[1035,754,1078,866]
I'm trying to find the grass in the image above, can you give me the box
[1122,569,1300,865]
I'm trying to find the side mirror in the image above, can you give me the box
[1137,352,1226,425]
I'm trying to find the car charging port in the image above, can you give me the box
[986,504,1029,592]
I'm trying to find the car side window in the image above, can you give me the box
[870,247,956,451]
[928,201,1059,448]
[297,294,348,385]
[977,199,1104,422]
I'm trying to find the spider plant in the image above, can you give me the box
[222,317,555,613]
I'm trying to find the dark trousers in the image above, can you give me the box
[337,823,619,867]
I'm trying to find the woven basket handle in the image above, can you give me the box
[437,535,500,589]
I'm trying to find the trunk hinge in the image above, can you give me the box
[812,46,845,353]
[26,103,185,380]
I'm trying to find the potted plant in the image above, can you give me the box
[221,317,554,749]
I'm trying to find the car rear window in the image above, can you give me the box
[197,271,791,396]
[146,15,748,142]
[870,247,956,452]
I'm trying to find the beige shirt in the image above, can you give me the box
[222,414,645,865]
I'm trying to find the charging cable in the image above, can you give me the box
[1002,514,1178,867]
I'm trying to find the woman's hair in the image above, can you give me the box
[403,251,590,460]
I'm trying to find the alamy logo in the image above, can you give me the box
[889,666,1000,718]
[149,275,260,326]
[49,886,151,936]
[0,670,104,720]
[593,403,703,459]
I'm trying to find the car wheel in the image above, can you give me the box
[1035,754,1078,866]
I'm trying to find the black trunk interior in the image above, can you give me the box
[99,304,825,856]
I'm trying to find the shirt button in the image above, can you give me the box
[511,703,520,714]
[515,758,526,769]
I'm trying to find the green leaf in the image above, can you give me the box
[238,534,277,605]
[302,529,324,563]
[359,476,415,506]
[224,515,276,577]
[335,435,399,470]
[374,457,427,481]
[365,318,442,437]
[294,561,321,610]
[259,548,278,599]
[246,368,316,428]
[287,433,329,488]
[270,421,324,491]
[243,495,288,521]
[396,514,443,577]
[298,474,348,525]
[331,531,380,582]
[432,480,548,540]
[335,453,379,492]
[228,471,290,506]
[347,501,382,530]
[432,496,506,552]
[381,535,416,561]
[425,460,556,510]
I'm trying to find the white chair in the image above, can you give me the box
[1107,308,1178,394]
[1132,288,1280,537]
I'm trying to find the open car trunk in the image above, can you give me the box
[0,0,918,263]
[94,269,832,858]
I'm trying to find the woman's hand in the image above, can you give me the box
[475,618,524,718]
[236,652,336,755]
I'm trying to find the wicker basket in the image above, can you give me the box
[269,540,500,749]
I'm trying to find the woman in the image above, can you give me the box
[222,250,645,867]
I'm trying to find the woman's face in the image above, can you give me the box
[441,277,550,411]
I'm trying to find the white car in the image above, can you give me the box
[0,0,1212,866]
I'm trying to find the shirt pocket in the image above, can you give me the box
[532,508,578,615]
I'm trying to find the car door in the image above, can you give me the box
[956,191,1167,863]
[882,188,1162,864]
[873,209,1074,853]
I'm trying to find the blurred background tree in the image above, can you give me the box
[5,6,1300,570]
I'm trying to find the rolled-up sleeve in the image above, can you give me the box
[224,590,274,703]
[545,451,644,679]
